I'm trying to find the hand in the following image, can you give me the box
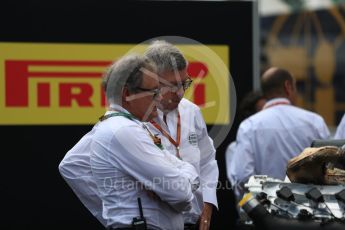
[199,202,213,230]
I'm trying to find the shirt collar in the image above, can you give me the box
[106,103,144,126]
[107,103,131,115]
[156,107,179,121]
[263,98,291,110]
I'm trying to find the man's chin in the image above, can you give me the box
[166,101,180,110]
[152,110,158,118]
[158,100,180,114]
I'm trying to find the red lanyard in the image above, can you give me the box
[150,112,181,159]
[264,101,290,109]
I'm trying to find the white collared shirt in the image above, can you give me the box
[335,114,345,139]
[148,98,219,224]
[59,104,199,229]
[58,123,106,225]
[225,141,236,187]
[229,98,330,200]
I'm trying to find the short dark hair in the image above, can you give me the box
[261,68,293,99]
[238,91,265,122]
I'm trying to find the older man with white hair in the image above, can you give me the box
[59,54,199,229]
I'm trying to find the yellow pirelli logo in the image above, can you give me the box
[0,42,230,125]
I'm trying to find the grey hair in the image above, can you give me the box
[144,40,187,74]
[103,54,155,105]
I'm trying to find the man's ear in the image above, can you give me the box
[284,80,292,96]
[122,87,130,103]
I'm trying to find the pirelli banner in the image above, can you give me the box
[0,42,230,125]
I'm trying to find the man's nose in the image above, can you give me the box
[176,87,184,99]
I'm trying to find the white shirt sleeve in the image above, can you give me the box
[195,109,219,209]
[225,141,236,184]
[317,116,331,140]
[160,149,200,193]
[58,127,106,226]
[229,121,255,200]
[335,115,345,139]
[91,123,200,213]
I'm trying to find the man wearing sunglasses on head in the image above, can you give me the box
[145,40,219,230]
[59,54,200,230]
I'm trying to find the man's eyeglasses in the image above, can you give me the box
[182,77,193,90]
[135,87,161,99]
[160,76,193,93]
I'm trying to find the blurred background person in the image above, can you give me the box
[334,114,345,139]
[229,67,330,201]
[226,90,266,187]
[236,91,266,123]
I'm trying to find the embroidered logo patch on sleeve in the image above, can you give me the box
[188,132,198,146]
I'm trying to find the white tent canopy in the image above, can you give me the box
[259,0,345,16]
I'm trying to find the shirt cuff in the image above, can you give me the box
[202,186,218,209]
